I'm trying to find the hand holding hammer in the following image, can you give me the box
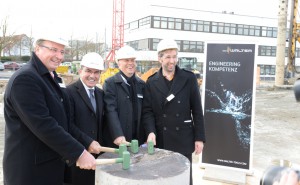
[96,151,130,170]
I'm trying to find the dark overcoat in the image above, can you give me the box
[142,66,206,155]
[3,52,85,185]
[103,72,146,146]
[65,80,105,185]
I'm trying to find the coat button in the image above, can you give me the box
[66,160,70,164]
[61,98,63,102]
[176,113,180,117]
[163,127,167,131]
[163,114,167,118]
[127,96,130,98]
[177,100,181,103]
[176,127,179,130]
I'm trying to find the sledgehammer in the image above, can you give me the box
[122,140,139,153]
[99,144,127,157]
[96,151,130,170]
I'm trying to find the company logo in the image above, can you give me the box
[222,46,253,54]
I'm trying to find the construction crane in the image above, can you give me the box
[100,0,124,85]
[105,0,125,65]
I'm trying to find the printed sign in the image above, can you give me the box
[201,43,256,170]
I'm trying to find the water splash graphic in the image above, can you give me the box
[205,85,252,149]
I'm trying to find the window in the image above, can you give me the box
[175,18,182,30]
[260,65,275,75]
[152,38,161,51]
[139,16,151,28]
[184,19,197,31]
[259,46,276,56]
[182,41,204,53]
[197,20,210,32]
[161,17,168,29]
[261,26,277,38]
[153,16,161,28]
[153,16,182,30]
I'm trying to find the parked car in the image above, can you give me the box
[4,62,21,70]
[0,63,4,71]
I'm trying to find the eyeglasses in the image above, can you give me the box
[39,45,66,55]
[163,55,177,60]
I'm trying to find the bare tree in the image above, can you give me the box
[69,35,105,61]
[0,16,14,61]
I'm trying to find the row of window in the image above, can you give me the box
[127,38,205,53]
[259,45,300,57]
[125,15,280,38]
[127,38,300,58]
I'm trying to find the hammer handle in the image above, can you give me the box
[95,158,122,165]
[100,147,117,153]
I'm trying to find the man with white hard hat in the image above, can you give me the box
[3,34,96,185]
[64,52,106,185]
[103,45,146,148]
[142,39,206,185]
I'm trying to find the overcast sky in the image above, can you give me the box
[0,0,283,43]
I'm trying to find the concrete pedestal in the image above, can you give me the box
[95,147,190,185]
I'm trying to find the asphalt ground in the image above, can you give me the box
[0,86,299,185]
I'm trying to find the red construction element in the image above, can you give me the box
[105,0,125,66]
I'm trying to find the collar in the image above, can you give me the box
[80,78,95,96]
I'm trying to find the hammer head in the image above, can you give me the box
[147,141,154,155]
[121,151,130,170]
[130,140,139,154]
[118,144,127,157]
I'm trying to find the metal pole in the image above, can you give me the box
[275,0,289,86]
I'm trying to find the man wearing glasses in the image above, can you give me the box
[3,34,96,185]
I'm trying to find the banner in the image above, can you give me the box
[201,43,256,170]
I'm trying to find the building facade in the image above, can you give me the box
[2,34,32,57]
[123,5,300,81]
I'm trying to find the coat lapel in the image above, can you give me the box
[152,69,170,96]
[114,73,130,95]
[169,66,188,96]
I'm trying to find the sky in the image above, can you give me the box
[0,0,282,44]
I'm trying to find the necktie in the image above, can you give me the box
[89,89,96,112]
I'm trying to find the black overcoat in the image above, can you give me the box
[65,80,105,185]
[103,72,146,146]
[3,52,85,185]
[142,66,206,155]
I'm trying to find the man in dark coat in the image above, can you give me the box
[142,39,206,185]
[64,52,106,185]
[103,45,146,147]
[3,34,96,185]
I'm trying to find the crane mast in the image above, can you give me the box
[105,0,125,67]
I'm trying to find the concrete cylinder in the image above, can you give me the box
[95,147,190,185]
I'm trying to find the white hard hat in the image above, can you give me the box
[81,52,104,70]
[35,33,69,47]
[115,45,136,60]
[157,39,178,53]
